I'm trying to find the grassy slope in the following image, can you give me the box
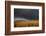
[14,20,39,27]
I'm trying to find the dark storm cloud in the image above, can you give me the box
[14,8,39,20]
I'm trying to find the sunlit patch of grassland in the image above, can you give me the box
[14,20,39,27]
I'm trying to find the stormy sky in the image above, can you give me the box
[14,8,39,20]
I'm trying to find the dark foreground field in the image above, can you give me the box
[14,20,39,27]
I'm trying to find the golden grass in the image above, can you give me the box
[14,20,39,27]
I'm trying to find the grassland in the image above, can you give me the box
[14,20,39,27]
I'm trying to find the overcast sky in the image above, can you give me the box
[14,8,39,20]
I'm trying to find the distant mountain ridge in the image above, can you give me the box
[14,17,31,21]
